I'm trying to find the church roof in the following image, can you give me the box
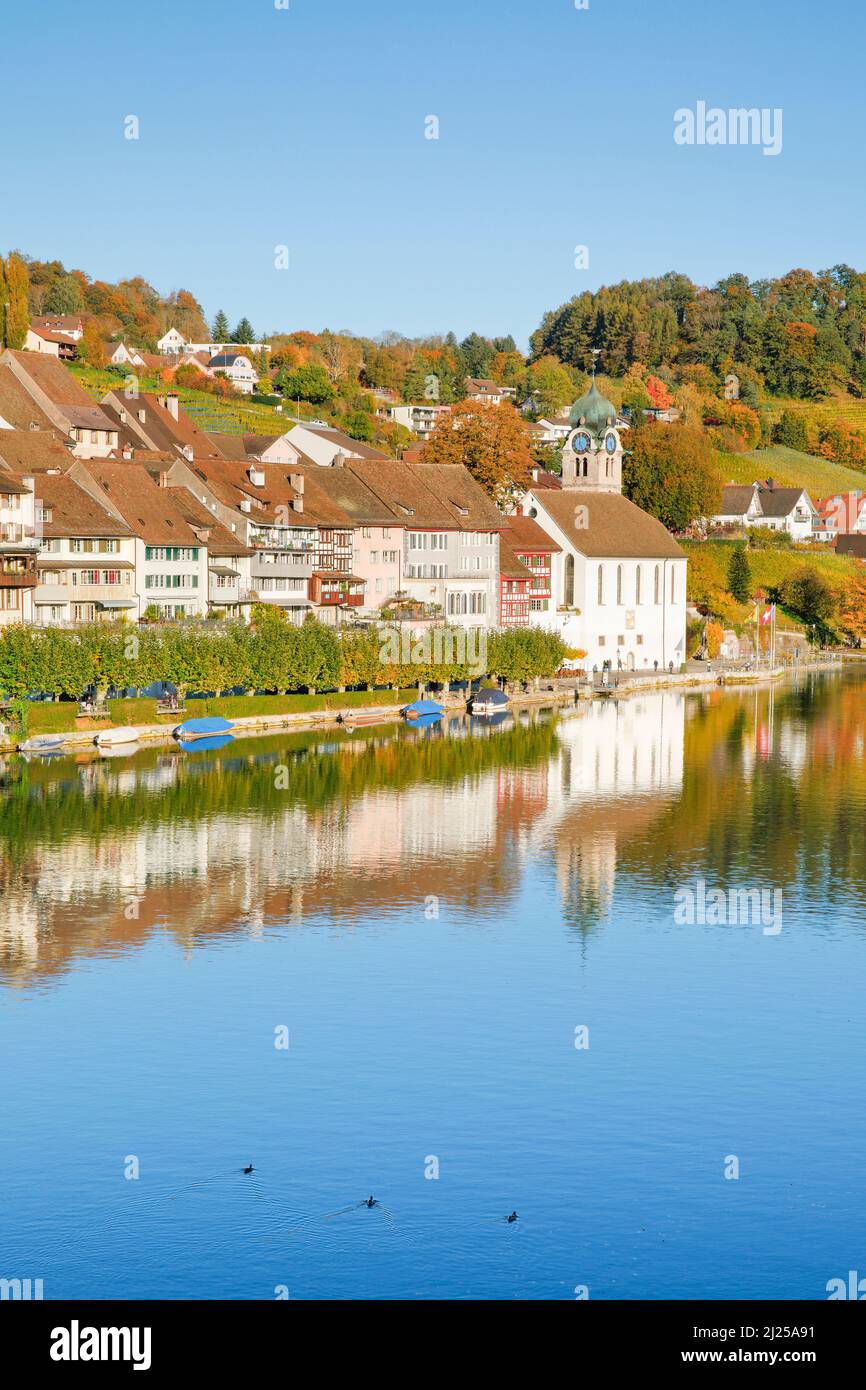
[530,490,686,559]
[569,378,618,435]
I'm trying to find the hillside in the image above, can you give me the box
[718,445,865,496]
[69,365,324,438]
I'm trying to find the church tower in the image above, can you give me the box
[560,376,623,493]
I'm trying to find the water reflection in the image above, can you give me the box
[2,672,864,988]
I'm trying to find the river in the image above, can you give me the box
[1,671,864,1299]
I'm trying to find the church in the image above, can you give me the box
[518,378,688,672]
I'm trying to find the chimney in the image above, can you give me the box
[164,393,179,421]
[332,451,345,468]
[289,472,304,493]
[292,495,304,514]
[122,445,133,460]
[182,445,194,462]
[119,408,128,424]
[138,408,147,423]
[159,471,169,489]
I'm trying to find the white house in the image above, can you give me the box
[156,328,188,355]
[69,460,209,619]
[712,480,817,542]
[0,474,38,625]
[517,378,688,672]
[207,352,258,394]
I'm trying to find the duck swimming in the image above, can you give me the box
[243,1164,254,1175]
[506,1211,518,1223]
[365,1196,378,1208]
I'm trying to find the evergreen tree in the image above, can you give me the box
[727,544,752,603]
[212,310,230,343]
[232,317,255,344]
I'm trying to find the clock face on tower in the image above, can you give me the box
[573,431,591,453]
[604,432,617,454]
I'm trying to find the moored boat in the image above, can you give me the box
[470,687,510,716]
[402,698,444,721]
[174,716,234,741]
[18,734,65,753]
[95,727,139,748]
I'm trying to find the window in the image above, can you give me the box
[375,577,382,594]
[370,551,379,564]
[654,564,661,604]
[598,635,606,646]
[597,565,604,605]
[616,564,623,605]
[670,567,676,603]
[635,565,641,605]
[563,553,575,607]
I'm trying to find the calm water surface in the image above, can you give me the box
[2,672,865,1299]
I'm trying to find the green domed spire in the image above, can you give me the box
[569,377,617,436]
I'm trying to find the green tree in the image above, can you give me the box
[212,310,231,342]
[773,410,809,451]
[44,275,83,314]
[727,544,752,602]
[623,423,723,531]
[278,363,334,404]
[232,317,255,344]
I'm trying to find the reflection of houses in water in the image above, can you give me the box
[536,693,685,923]
[0,696,687,983]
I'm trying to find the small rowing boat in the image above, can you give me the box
[174,716,234,742]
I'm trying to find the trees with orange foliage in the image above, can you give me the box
[645,374,673,410]
[837,565,866,644]
[77,319,107,368]
[422,400,533,503]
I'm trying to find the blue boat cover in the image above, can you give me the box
[403,698,445,716]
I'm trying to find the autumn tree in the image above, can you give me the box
[422,400,533,503]
[623,422,723,532]
[77,319,107,368]
[3,252,30,348]
[526,355,574,416]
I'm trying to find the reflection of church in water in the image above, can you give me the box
[536,692,685,926]
[0,693,686,984]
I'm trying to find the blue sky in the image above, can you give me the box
[4,0,863,346]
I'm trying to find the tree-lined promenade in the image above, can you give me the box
[0,613,567,705]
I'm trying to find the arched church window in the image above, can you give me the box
[670,567,676,604]
[564,554,575,607]
[616,564,623,605]
[635,565,641,605]
[654,565,660,604]
[596,564,603,606]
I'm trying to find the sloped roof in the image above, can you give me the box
[499,539,534,579]
[168,490,254,557]
[102,391,231,460]
[756,481,813,518]
[75,461,203,546]
[0,363,60,431]
[32,474,133,539]
[346,459,503,531]
[502,513,561,553]
[3,349,95,408]
[0,431,74,474]
[290,424,389,461]
[531,490,686,559]
[719,484,758,515]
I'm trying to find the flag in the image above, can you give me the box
[760,603,775,626]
